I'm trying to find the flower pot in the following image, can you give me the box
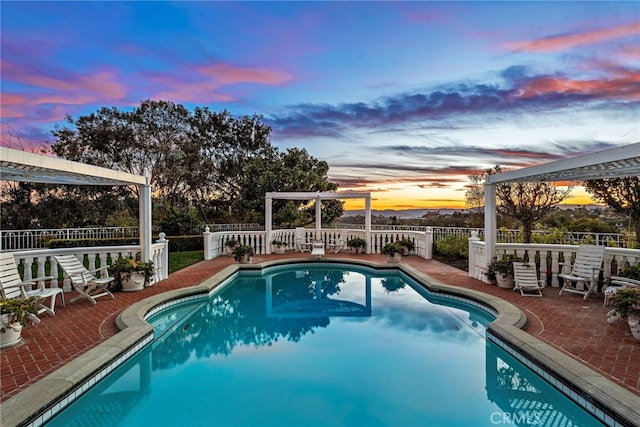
[0,315,23,348]
[628,315,640,342]
[120,272,146,292]
[496,273,514,289]
[237,254,252,264]
[274,245,286,255]
[386,253,402,264]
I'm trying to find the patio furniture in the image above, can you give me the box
[512,262,544,297]
[54,254,115,305]
[604,276,640,306]
[0,253,64,315]
[295,227,312,253]
[311,241,325,258]
[558,245,605,300]
[327,234,346,253]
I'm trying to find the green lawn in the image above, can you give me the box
[168,250,204,274]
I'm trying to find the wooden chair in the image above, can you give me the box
[0,253,64,315]
[54,255,115,305]
[558,245,605,300]
[512,262,544,297]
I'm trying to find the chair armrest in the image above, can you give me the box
[25,275,54,284]
[610,276,640,287]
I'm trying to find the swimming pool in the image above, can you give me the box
[46,263,601,426]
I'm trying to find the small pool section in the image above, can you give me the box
[47,263,601,426]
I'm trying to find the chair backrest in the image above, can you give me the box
[55,254,96,286]
[0,253,24,299]
[295,227,307,242]
[571,245,605,277]
[513,262,539,286]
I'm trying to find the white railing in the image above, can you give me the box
[10,238,169,293]
[468,237,640,286]
[204,228,432,260]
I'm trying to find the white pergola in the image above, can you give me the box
[0,147,153,260]
[483,142,640,266]
[265,191,372,253]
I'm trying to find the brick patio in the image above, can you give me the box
[1,253,638,404]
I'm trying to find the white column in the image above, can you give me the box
[265,194,273,254]
[139,177,152,262]
[484,182,496,271]
[365,196,372,254]
[315,195,321,239]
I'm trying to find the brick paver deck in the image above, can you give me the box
[1,253,638,404]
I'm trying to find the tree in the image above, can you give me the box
[584,177,640,237]
[45,100,342,228]
[469,166,573,243]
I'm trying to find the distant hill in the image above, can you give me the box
[342,204,604,219]
[342,208,465,219]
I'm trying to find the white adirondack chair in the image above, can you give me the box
[512,262,544,297]
[558,245,605,300]
[0,253,64,315]
[55,255,115,305]
[294,227,312,253]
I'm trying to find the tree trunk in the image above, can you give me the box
[523,222,533,244]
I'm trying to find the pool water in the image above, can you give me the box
[47,264,600,426]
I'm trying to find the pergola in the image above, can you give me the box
[265,191,372,253]
[483,142,640,266]
[0,147,153,260]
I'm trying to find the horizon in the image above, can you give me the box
[1,2,638,210]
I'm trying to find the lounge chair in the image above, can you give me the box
[604,276,640,306]
[327,234,346,253]
[295,227,312,253]
[0,253,64,315]
[558,245,605,300]
[512,262,544,297]
[54,254,115,305]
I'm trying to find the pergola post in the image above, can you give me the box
[365,196,372,254]
[265,194,273,253]
[484,182,496,274]
[139,178,152,262]
[315,195,322,239]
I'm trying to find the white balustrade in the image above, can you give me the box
[11,242,169,293]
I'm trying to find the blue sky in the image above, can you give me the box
[1,1,639,209]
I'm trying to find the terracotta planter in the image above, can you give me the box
[120,271,146,291]
[237,254,252,264]
[496,273,514,289]
[0,315,23,348]
[386,253,402,264]
[628,315,640,342]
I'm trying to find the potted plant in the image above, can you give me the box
[109,255,154,292]
[486,254,522,288]
[0,296,41,348]
[233,245,254,264]
[272,240,286,254]
[224,239,239,256]
[399,238,415,255]
[608,287,640,341]
[347,238,366,254]
[381,242,404,264]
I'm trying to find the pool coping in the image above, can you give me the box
[3,258,640,426]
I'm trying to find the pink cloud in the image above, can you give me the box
[149,61,292,103]
[505,21,640,53]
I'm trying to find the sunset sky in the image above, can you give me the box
[1,1,639,211]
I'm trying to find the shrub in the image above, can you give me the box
[434,235,468,259]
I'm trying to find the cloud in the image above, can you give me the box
[504,21,640,53]
[268,64,640,139]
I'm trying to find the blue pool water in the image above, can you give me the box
[47,264,600,426]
